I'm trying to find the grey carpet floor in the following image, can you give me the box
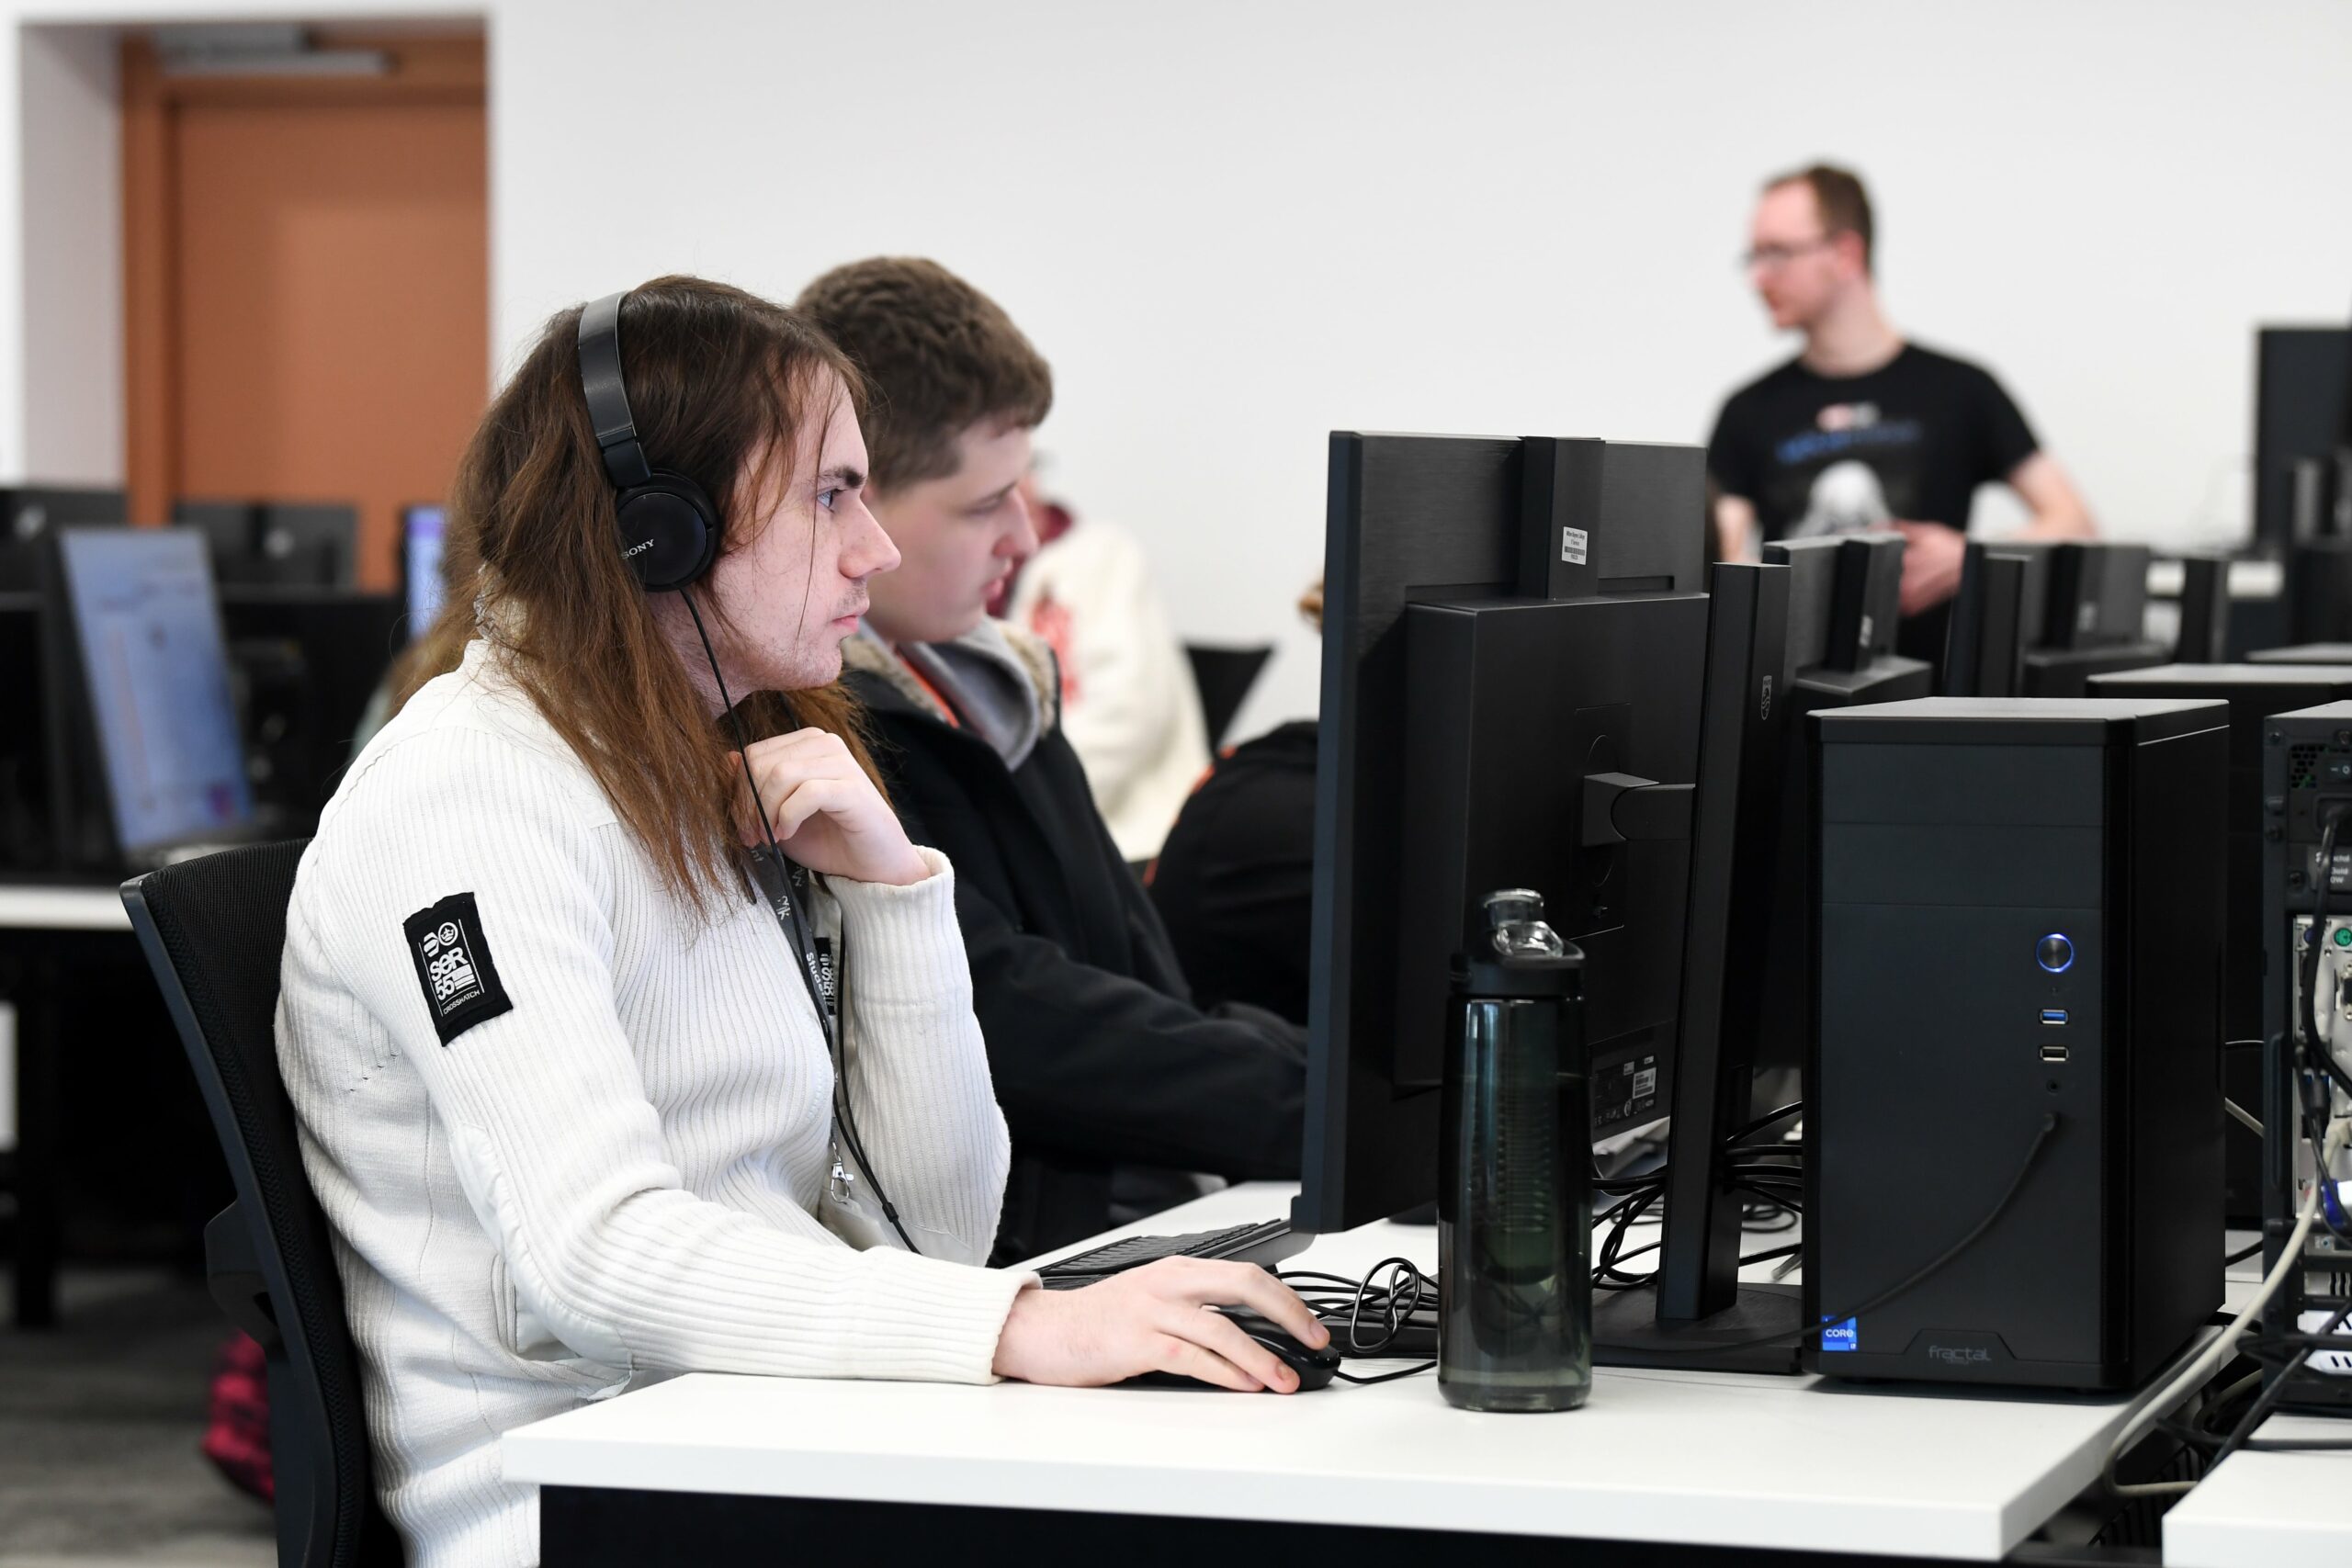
[0,1268,272,1566]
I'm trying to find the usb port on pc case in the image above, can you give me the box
[2041,1043,2070,1063]
[2040,1009,2067,1025]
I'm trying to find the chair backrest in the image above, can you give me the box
[1183,642,1275,750]
[124,840,403,1568]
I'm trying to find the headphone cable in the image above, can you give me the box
[678,586,919,1255]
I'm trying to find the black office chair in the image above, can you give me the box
[1183,642,1275,750]
[123,841,404,1568]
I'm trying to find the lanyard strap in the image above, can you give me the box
[747,846,838,1055]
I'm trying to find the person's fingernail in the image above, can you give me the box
[1307,1324,1330,1348]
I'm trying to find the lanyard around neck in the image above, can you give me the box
[746,845,838,1055]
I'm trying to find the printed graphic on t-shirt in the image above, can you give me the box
[402,892,514,1045]
[1706,344,2041,547]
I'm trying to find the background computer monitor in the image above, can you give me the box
[2174,555,2232,663]
[45,526,254,863]
[2017,543,2168,695]
[255,503,358,588]
[175,498,359,588]
[1299,433,1705,1237]
[172,499,260,579]
[0,592,52,870]
[1299,432,1804,1371]
[0,487,128,591]
[1754,535,1934,1089]
[1942,544,2037,696]
[1945,540,2168,697]
[2040,542,2152,650]
[401,504,448,633]
[1767,535,1845,680]
[2254,325,2349,552]
[220,588,405,834]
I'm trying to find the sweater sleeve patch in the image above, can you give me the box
[403,892,514,1045]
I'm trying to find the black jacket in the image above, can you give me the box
[842,634,1306,1262]
[1147,721,1318,1026]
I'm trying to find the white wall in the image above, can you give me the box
[17,22,119,485]
[9,0,2352,726]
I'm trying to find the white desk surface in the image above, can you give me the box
[0,885,130,931]
[504,1181,2192,1562]
[2165,1420,2352,1566]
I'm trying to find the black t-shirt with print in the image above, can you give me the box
[1706,343,2040,543]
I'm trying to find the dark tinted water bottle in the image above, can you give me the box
[1438,889,1591,1412]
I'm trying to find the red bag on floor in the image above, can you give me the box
[203,1330,273,1503]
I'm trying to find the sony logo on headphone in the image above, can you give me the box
[620,538,655,558]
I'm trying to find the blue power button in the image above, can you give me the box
[2037,934,2075,974]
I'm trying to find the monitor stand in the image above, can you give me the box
[1591,1280,1804,1375]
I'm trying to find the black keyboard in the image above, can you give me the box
[1035,1218,1306,1288]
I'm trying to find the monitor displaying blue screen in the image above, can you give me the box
[57,526,253,854]
[405,505,447,632]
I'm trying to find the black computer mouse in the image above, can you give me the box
[1120,1307,1341,1393]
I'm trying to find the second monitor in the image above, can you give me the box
[1303,433,1850,1371]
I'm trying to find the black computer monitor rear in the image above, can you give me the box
[1943,544,2035,696]
[0,487,128,591]
[1753,536,1933,1091]
[0,592,51,873]
[1299,432,1806,1371]
[2255,325,2349,553]
[178,498,358,588]
[1300,434,1706,1239]
[2021,542,2166,695]
[220,589,404,834]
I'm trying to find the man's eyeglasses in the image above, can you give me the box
[1740,237,1837,271]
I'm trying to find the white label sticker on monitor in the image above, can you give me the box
[1562,526,1588,565]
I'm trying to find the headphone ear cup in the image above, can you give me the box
[614,473,720,592]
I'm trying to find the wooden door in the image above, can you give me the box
[123,32,487,589]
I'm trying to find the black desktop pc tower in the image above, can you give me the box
[1807,697,2227,1389]
[2256,700,2352,1414]
[2083,663,2352,1224]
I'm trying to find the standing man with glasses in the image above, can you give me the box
[1705,164,2094,661]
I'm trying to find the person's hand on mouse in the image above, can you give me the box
[991,1258,1330,1393]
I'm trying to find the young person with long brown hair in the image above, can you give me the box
[277,277,1327,1568]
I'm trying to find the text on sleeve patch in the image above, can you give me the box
[403,892,514,1045]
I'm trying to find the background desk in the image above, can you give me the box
[0,886,143,1326]
[505,1182,2198,1566]
[2164,1420,2352,1565]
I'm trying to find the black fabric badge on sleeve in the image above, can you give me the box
[403,892,514,1046]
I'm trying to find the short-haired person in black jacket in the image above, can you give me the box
[797,258,1306,1261]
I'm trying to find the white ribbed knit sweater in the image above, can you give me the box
[277,639,1030,1568]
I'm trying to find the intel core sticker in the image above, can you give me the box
[1562,526,1589,566]
[1819,1317,1860,1352]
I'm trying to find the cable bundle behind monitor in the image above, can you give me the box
[1594,1101,1804,1291]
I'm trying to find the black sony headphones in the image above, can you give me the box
[576,291,721,592]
